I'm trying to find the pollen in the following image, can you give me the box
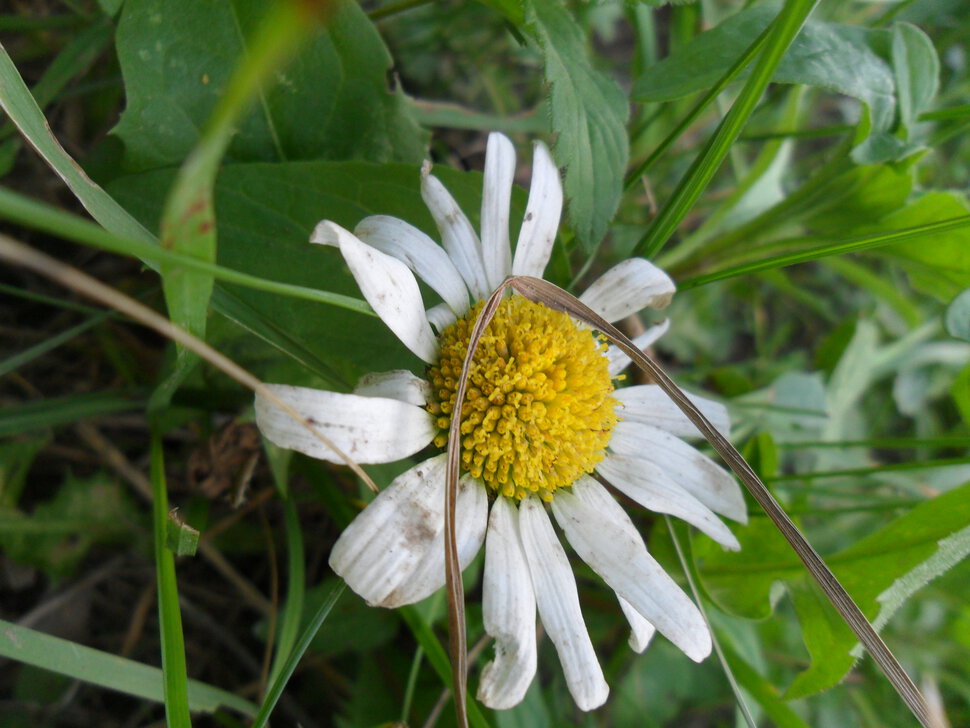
[427,296,618,501]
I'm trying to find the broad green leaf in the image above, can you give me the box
[695,517,798,620]
[155,2,322,408]
[803,163,913,235]
[633,8,895,138]
[892,22,939,137]
[109,161,523,377]
[0,619,255,716]
[112,0,426,172]
[880,191,970,300]
[523,0,629,250]
[787,480,970,697]
[947,289,970,342]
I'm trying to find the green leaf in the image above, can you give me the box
[633,8,895,138]
[109,161,520,377]
[892,22,940,138]
[165,508,200,556]
[112,0,426,172]
[695,516,799,620]
[0,619,255,716]
[881,191,970,300]
[787,480,970,697]
[0,474,135,577]
[720,639,813,728]
[523,0,629,250]
[946,289,970,342]
[154,1,322,408]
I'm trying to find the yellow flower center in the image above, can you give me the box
[427,296,618,501]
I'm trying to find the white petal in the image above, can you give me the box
[511,142,562,279]
[421,163,490,300]
[597,454,740,550]
[354,369,431,407]
[255,385,434,464]
[618,597,655,653]
[480,133,515,291]
[353,215,470,315]
[377,474,488,608]
[478,496,538,710]
[579,259,676,322]
[311,221,438,363]
[551,478,711,661]
[606,319,671,377]
[426,302,458,334]
[610,421,747,523]
[615,384,732,439]
[328,455,445,606]
[518,495,608,711]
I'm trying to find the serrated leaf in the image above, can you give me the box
[524,0,629,251]
[112,0,426,172]
[633,8,895,138]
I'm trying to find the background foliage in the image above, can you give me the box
[1,0,968,727]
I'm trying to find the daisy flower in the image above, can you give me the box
[255,133,747,711]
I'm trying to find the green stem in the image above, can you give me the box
[150,432,192,728]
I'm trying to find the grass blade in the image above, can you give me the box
[0,619,256,716]
[634,0,818,259]
[0,41,155,244]
[677,215,970,290]
[250,581,344,728]
[149,432,191,728]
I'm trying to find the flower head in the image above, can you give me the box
[255,133,747,711]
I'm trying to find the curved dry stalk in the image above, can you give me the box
[509,274,932,728]
[0,233,378,494]
[444,282,511,728]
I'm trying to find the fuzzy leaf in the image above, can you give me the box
[892,22,940,137]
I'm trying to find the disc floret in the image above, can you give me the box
[428,296,617,501]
